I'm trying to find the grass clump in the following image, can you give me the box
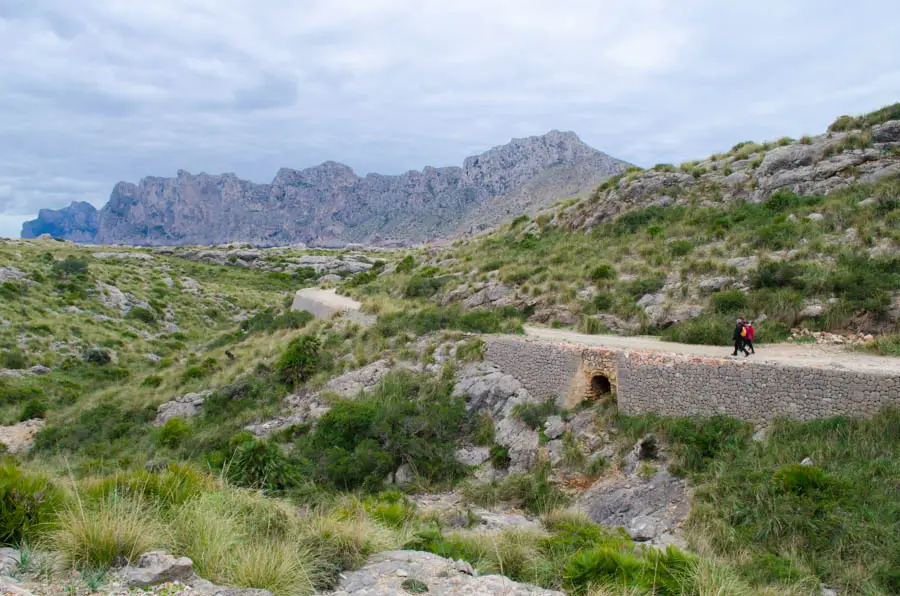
[512,400,560,430]
[277,335,321,385]
[1,461,64,545]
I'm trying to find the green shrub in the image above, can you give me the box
[661,315,732,346]
[0,462,64,545]
[241,308,314,333]
[711,289,747,313]
[346,270,378,287]
[34,402,155,456]
[1,349,27,369]
[773,463,833,496]
[455,338,485,362]
[84,348,112,366]
[592,292,614,312]
[141,375,163,388]
[401,578,429,593]
[227,436,298,493]
[376,306,522,336]
[20,399,47,421]
[157,417,191,449]
[277,335,321,384]
[512,400,560,430]
[623,275,666,299]
[589,264,617,283]
[395,255,417,273]
[404,275,450,298]
[300,371,465,490]
[752,260,806,290]
[51,257,89,279]
[489,444,511,469]
[126,307,156,325]
[471,411,495,446]
[668,239,694,257]
[203,376,281,422]
[0,381,44,406]
[666,415,752,475]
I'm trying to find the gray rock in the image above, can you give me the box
[326,359,393,397]
[698,277,733,292]
[799,303,826,318]
[758,144,819,175]
[154,391,211,426]
[92,251,154,261]
[627,515,660,541]
[872,120,900,143]
[0,266,26,284]
[0,547,19,574]
[543,416,566,440]
[0,576,33,596]
[318,274,342,283]
[456,445,491,466]
[805,213,825,222]
[800,457,814,466]
[464,284,513,309]
[28,365,50,375]
[328,550,563,595]
[117,551,194,588]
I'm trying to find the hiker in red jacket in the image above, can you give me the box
[744,319,756,354]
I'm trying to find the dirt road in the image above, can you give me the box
[522,325,900,375]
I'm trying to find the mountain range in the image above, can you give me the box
[21,131,630,247]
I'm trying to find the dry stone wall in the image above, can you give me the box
[485,337,900,421]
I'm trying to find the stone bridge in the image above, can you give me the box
[484,335,900,421]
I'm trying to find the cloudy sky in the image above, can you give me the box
[1,0,898,237]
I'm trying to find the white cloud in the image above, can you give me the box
[0,0,898,237]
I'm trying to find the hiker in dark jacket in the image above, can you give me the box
[732,319,749,357]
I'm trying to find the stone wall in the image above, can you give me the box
[485,337,900,421]
[484,337,581,405]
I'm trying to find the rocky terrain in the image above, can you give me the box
[21,131,629,247]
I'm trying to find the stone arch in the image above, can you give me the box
[564,348,619,408]
[590,373,613,398]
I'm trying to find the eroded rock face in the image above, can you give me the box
[325,359,393,397]
[0,419,45,454]
[117,551,194,588]
[21,201,99,243]
[453,362,541,474]
[154,391,211,426]
[328,550,563,596]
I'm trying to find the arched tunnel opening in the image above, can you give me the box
[590,374,612,399]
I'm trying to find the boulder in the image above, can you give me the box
[799,303,826,319]
[543,416,566,440]
[0,547,19,574]
[325,360,393,397]
[117,551,194,588]
[155,391,211,426]
[872,120,900,143]
[758,144,818,175]
[627,516,660,541]
[805,213,825,222]
[0,419,45,454]
[327,550,563,595]
[463,284,513,309]
[456,445,491,466]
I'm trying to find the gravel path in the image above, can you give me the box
[522,325,900,375]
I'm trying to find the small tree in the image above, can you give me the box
[277,335,320,384]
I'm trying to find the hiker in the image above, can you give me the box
[744,320,756,354]
[732,318,749,357]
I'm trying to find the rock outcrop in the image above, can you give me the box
[23,132,629,247]
[328,550,562,596]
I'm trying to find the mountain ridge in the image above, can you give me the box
[21,130,630,247]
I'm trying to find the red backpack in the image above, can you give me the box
[746,324,755,340]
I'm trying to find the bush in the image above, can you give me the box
[773,463,833,496]
[126,307,156,325]
[489,444,511,469]
[242,309,314,333]
[471,411,495,446]
[589,264,617,283]
[1,349,27,369]
[20,399,47,421]
[623,275,666,299]
[752,260,806,290]
[376,306,522,336]
[395,255,417,273]
[668,239,694,257]
[277,335,321,385]
[0,381,44,406]
[203,376,281,422]
[1,462,64,545]
[300,372,466,490]
[84,348,112,366]
[52,257,89,279]
[661,315,732,346]
[592,292,614,312]
[666,415,752,475]
[711,289,748,313]
[228,436,299,493]
[346,270,377,287]
[404,275,450,298]
[157,417,191,449]
[141,375,163,388]
[34,402,155,456]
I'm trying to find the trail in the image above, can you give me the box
[522,325,900,375]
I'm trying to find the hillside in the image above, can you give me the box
[358,103,900,349]
[2,103,900,596]
[20,131,630,248]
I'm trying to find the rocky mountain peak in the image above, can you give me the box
[22,132,631,246]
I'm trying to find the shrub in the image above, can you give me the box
[404,275,450,298]
[126,307,156,325]
[346,270,377,287]
[141,375,163,388]
[228,436,299,493]
[1,349,27,369]
[1,462,64,545]
[157,417,191,449]
[773,463,833,496]
[34,402,155,456]
[752,260,806,289]
[52,257,89,279]
[589,264,617,283]
[666,415,751,474]
[84,348,112,366]
[242,309,314,333]
[471,411,495,446]
[277,335,321,385]
[203,376,281,422]
[711,289,748,313]
[300,372,466,490]
[401,578,429,593]
[455,338,485,362]
[489,444,511,469]
[592,292,614,312]
[20,399,47,421]
[53,495,167,569]
[512,400,560,430]
[661,315,732,346]
[395,255,417,273]
[623,275,666,299]
[0,381,44,406]
[668,239,694,257]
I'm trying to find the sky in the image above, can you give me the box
[1,0,899,238]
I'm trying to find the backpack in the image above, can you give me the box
[746,325,755,340]
[740,326,747,338]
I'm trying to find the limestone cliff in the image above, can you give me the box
[20,201,99,243]
[23,131,630,247]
